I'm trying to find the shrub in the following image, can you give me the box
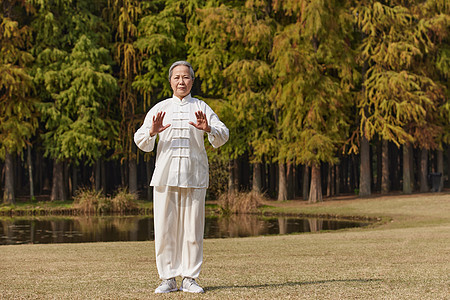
[218,191,265,214]
[111,189,137,213]
[73,188,110,214]
[73,188,137,214]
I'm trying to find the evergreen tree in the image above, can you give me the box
[0,0,37,204]
[414,1,449,147]
[105,0,143,192]
[39,35,118,165]
[187,0,276,195]
[414,1,449,192]
[133,0,192,103]
[133,0,205,195]
[31,0,117,200]
[271,0,355,203]
[353,0,447,194]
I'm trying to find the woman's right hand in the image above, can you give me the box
[150,111,171,137]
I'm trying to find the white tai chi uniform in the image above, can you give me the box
[134,94,229,279]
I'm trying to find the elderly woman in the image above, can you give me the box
[134,61,229,294]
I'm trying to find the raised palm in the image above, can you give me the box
[150,111,171,136]
[189,111,211,133]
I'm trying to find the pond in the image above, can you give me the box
[0,215,371,245]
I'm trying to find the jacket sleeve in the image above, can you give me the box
[205,104,229,148]
[134,108,157,152]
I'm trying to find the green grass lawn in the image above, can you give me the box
[0,192,449,299]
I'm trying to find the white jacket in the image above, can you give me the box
[134,94,229,188]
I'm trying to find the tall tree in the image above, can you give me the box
[354,1,446,195]
[134,0,205,195]
[272,0,354,203]
[31,0,117,200]
[40,35,118,199]
[413,1,450,192]
[134,0,191,103]
[106,0,142,193]
[0,0,37,204]
[187,0,276,195]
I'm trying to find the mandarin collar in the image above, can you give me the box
[172,94,192,106]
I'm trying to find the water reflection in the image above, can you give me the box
[0,215,369,245]
[211,215,366,238]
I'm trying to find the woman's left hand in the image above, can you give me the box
[189,111,211,133]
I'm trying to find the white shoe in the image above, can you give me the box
[154,278,177,293]
[180,277,204,293]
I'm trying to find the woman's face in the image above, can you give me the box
[170,65,193,99]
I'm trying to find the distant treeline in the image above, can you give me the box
[1,0,449,204]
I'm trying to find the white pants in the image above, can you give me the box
[153,186,206,279]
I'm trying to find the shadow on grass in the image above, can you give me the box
[206,278,383,291]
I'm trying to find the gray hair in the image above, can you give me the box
[168,61,195,81]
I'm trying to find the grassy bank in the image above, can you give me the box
[0,192,449,299]
[0,200,154,216]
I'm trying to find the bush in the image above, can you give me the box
[73,188,138,214]
[111,189,137,213]
[73,188,110,214]
[218,191,265,214]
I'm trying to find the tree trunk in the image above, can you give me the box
[381,139,390,194]
[51,160,66,201]
[269,162,276,197]
[351,154,359,193]
[120,163,127,188]
[326,164,330,197]
[64,162,69,198]
[402,143,413,194]
[309,164,322,203]
[3,150,15,205]
[42,158,51,193]
[277,162,287,201]
[359,136,371,196]
[447,145,450,188]
[335,164,340,195]
[287,162,295,199]
[72,165,78,195]
[332,165,336,196]
[228,159,238,195]
[27,145,35,201]
[302,165,310,200]
[101,160,106,193]
[129,157,137,194]
[95,160,101,191]
[391,144,401,191]
[0,162,3,200]
[252,162,262,193]
[437,149,443,192]
[375,139,382,192]
[239,153,250,189]
[341,156,348,192]
[35,152,41,194]
[67,165,72,197]
[15,153,22,193]
[326,164,334,197]
[419,148,428,192]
